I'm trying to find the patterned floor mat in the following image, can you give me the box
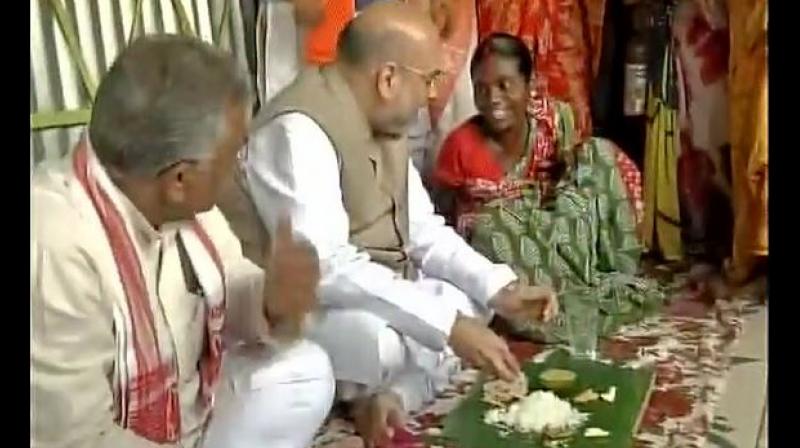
[311,267,761,448]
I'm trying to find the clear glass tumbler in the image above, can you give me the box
[564,290,600,360]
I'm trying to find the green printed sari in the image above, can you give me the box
[435,101,664,341]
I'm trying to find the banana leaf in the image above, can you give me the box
[436,350,655,448]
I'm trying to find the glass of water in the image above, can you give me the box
[564,289,600,360]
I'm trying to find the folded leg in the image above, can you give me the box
[203,340,335,448]
[311,277,488,412]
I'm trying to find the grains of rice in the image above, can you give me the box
[483,390,588,434]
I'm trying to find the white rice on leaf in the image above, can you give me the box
[482,390,588,434]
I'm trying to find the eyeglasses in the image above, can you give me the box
[397,63,445,92]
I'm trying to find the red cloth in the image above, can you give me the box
[434,117,547,235]
[475,0,601,141]
[435,119,510,188]
[72,141,226,443]
[434,91,559,188]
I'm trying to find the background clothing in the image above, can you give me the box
[304,0,354,64]
[673,0,732,258]
[642,37,684,262]
[727,0,767,279]
[256,0,305,105]
[409,0,478,183]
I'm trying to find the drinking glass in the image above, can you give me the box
[564,290,600,360]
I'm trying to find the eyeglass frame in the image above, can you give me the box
[395,63,445,92]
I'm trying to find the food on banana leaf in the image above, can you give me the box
[483,390,588,435]
[539,368,577,391]
[482,371,529,406]
[584,427,610,438]
[601,386,617,403]
[572,388,600,403]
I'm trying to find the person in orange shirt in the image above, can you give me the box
[305,0,356,65]
[304,0,458,67]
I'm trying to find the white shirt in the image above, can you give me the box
[244,113,517,352]
[32,151,268,448]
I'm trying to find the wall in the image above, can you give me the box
[30,0,249,165]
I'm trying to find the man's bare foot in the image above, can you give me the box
[351,391,407,448]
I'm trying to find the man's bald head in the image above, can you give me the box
[334,2,444,138]
[337,1,441,68]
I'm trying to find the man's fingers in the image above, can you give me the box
[487,351,516,382]
[502,346,521,376]
[543,290,559,322]
[520,286,558,322]
[463,356,481,370]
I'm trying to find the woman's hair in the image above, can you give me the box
[470,32,534,81]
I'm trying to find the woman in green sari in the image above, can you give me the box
[433,33,663,340]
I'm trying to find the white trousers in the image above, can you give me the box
[203,340,335,448]
[310,279,490,412]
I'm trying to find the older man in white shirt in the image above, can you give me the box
[31,35,333,448]
[238,4,558,447]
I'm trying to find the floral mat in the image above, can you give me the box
[311,284,758,448]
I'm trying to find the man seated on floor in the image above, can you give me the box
[31,35,334,448]
[239,3,559,446]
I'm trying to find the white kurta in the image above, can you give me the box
[244,113,516,410]
[31,149,334,448]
